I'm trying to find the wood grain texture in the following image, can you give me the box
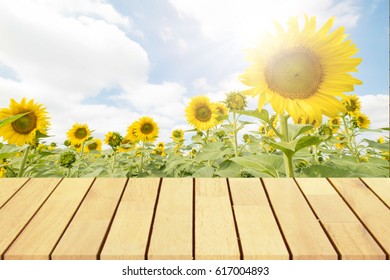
[229,178,289,260]
[0,178,61,259]
[329,178,390,256]
[51,178,126,260]
[0,178,389,260]
[0,178,29,208]
[296,178,385,260]
[195,178,240,260]
[100,178,160,260]
[361,178,390,208]
[4,178,94,260]
[148,178,193,260]
[263,178,337,260]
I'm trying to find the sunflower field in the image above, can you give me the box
[0,16,389,178]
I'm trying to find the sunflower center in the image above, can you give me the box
[141,123,153,134]
[346,101,357,112]
[11,112,37,134]
[265,47,323,99]
[74,128,88,139]
[88,142,98,150]
[195,106,212,122]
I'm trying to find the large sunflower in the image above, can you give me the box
[67,123,90,146]
[0,98,50,146]
[134,116,159,143]
[240,16,362,124]
[185,96,218,130]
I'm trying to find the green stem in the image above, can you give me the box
[232,112,239,157]
[80,142,85,158]
[279,114,294,178]
[313,145,319,164]
[111,150,117,173]
[68,167,72,178]
[17,145,30,177]
[139,143,144,175]
[341,115,358,159]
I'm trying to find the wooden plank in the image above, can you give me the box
[329,178,390,257]
[296,178,385,260]
[0,178,29,208]
[4,178,94,260]
[262,178,337,260]
[361,178,390,208]
[100,178,160,260]
[195,178,239,260]
[229,178,289,260]
[0,178,61,259]
[51,178,126,260]
[148,178,193,260]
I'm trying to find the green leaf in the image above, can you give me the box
[231,155,284,177]
[35,130,51,139]
[194,142,230,162]
[81,167,104,177]
[364,139,389,151]
[0,144,29,160]
[0,112,30,128]
[264,140,295,157]
[215,160,242,177]
[289,124,313,140]
[330,159,389,177]
[235,109,270,123]
[193,166,215,177]
[294,135,323,152]
[301,165,352,177]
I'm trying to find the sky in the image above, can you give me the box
[0,0,388,146]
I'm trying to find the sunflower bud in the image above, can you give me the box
[59,151,77,168]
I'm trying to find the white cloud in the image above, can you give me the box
[360,94,389,129]
[160,26,173,42]
[33,0,132,28]
[170,0,361,48]
[0,0,190,145]
[118,82,188,126]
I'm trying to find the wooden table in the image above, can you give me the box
[0,178,389,260]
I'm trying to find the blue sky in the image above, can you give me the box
[0,0,388,145]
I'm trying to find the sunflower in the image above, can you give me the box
[225,91,247,110]
[355,112,370,129]
[328,117,341,132]
[0,166,6,178]
[270,114,278,128]
[67,123,90,146]
[214,102,229,116]
[377,136,385,144]
[85,138,102,153]
[240,16,362,124]
[171,129,184,143]
[117,138,133,153]
[185,96,218,131]
[335,136,346,150]
[342,94,361,116]
[126,122,140,142]
[0,98,50,146]
[153,142,166,156]
[104,131,123,149]
[134,116,159,143]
